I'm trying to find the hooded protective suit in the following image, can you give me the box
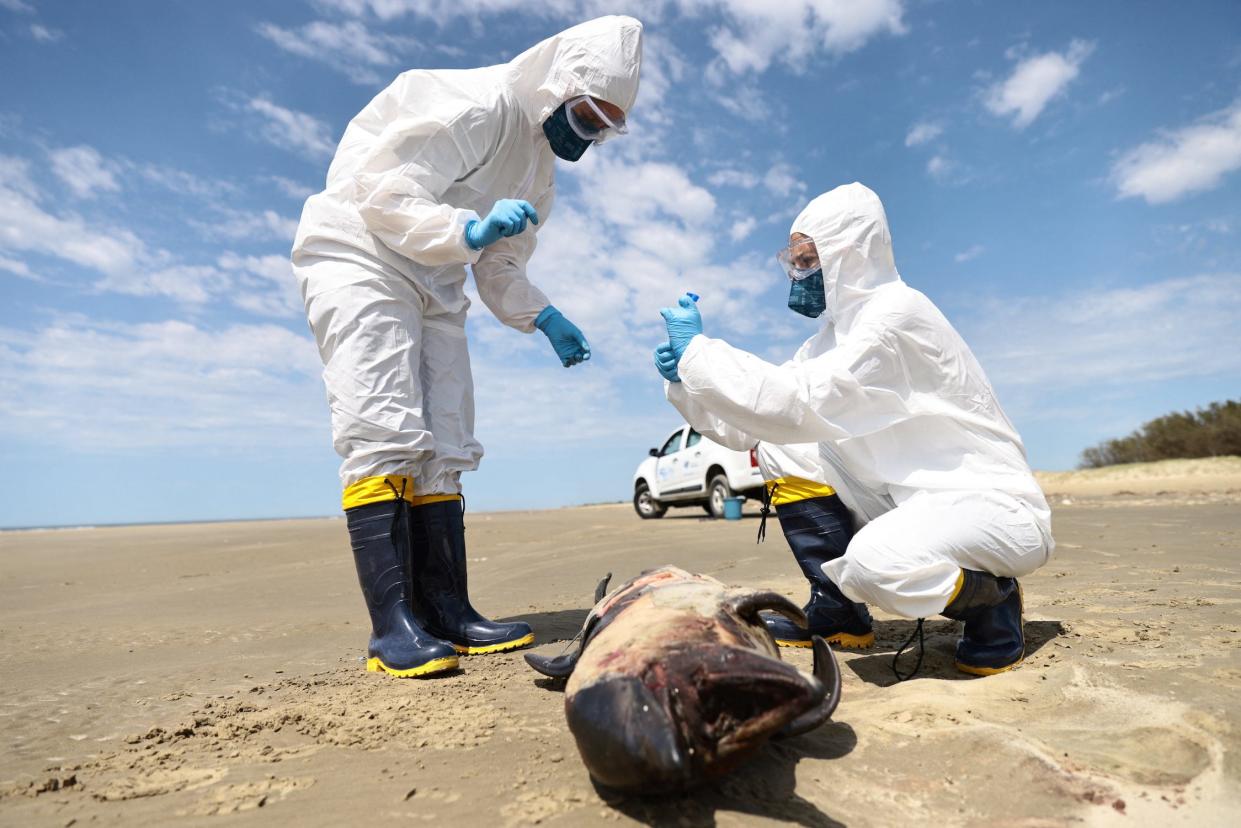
[291,17,643,498]
[667,183,1053,619]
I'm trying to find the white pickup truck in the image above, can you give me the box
[632,424,765,519]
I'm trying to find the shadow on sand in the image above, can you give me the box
[846,618,1066,687]
[595,723,855,827]
[499,608,589,643]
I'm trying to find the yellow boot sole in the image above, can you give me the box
[452,632,535,655]
[365,655,459,677]
[955,657,1023,676]
[776,631,876,649]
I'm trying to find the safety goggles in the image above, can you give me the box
[565,95,628,142]
[776,237,821,281]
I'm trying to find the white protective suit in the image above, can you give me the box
[667,183,1053,619]
[291,17,643,496]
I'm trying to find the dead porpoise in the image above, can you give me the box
[525,566,841,793]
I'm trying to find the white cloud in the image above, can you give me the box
[193,208,299,244]
[962,273,1241,393]
[271,175,316,200]
[0,0,33,13]
[730,216,757,242]
[985,39,1094,129]
[1112,100,1241,204]
[30,23,62,42]
[570,154,717,231]
[763,162,806,198]
[905,121,942,147]
[633,31,686,123]
[953,243,982,261]
[319,1,904,77]
[926,154,952,180]
[95,263,229,305]
[0,317,324,451]
[246,98,337,160]
[1,153,300,315]
[706,0,907,75]
[137,164,238,200]
[256,19,415,85]
[708,168,760,189]
[48,145,121,199]
[954,244,984,263]
[92,251,301,318]
[0,155,146,276]
[0,255,36,280]
[0,154,38,198]
[218,252,302,318]
[710,81,772,123]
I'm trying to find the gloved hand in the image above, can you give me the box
[658,292,702,360]
[465,199,539,250]
[535,305,591,367]
[654,341,680,382]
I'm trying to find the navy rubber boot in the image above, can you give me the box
[762,495,875,649]
[408,499,534,655]
[346,500,459,677]
[941,569,1024,676]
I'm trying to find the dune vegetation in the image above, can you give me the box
[1079,400,1240,469]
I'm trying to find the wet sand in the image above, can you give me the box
[2,478,1239,825]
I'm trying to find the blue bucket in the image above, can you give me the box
[723,496,745,521]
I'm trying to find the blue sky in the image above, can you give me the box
[2,0,1239,528]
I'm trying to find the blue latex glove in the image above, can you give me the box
[465,199,539,250]
[535,305,591,367]
[654,341,680,382]
[658,293,702,361]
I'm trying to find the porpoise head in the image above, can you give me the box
[528,572,843,793]
[566,606,840,793]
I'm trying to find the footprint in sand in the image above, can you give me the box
[177,775,315,816]
[1049,726,1210,787]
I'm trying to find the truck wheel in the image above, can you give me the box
[706,474,732,519]
[634,481,666,519]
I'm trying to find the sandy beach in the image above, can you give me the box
[2,459,1239,826]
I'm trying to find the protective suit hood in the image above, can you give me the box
[506,16,643,131]
[791,183,902,331]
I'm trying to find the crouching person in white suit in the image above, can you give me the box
[654,183,1053,677]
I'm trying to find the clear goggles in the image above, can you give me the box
[565,95,628,142]
[776,237,821,281]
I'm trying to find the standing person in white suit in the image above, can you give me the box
[292,17,643,678]
[655,183,1053,676]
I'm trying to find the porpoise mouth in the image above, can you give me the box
[692,654,826,758]
[668,636,841,767]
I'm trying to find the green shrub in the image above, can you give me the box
[1079,400,1241,468]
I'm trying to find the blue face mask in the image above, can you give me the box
[788,269,826,318]
[542,104,592,162]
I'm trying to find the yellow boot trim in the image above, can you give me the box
[343,475,416,510]
[342,476,464,511]
[775,631,875,649]
[452,632,535,655]
[946,569,966,607]
[765,477,836,506]
[365,654,459,677]
[955,657,1023,676]
[408,493,463,507]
